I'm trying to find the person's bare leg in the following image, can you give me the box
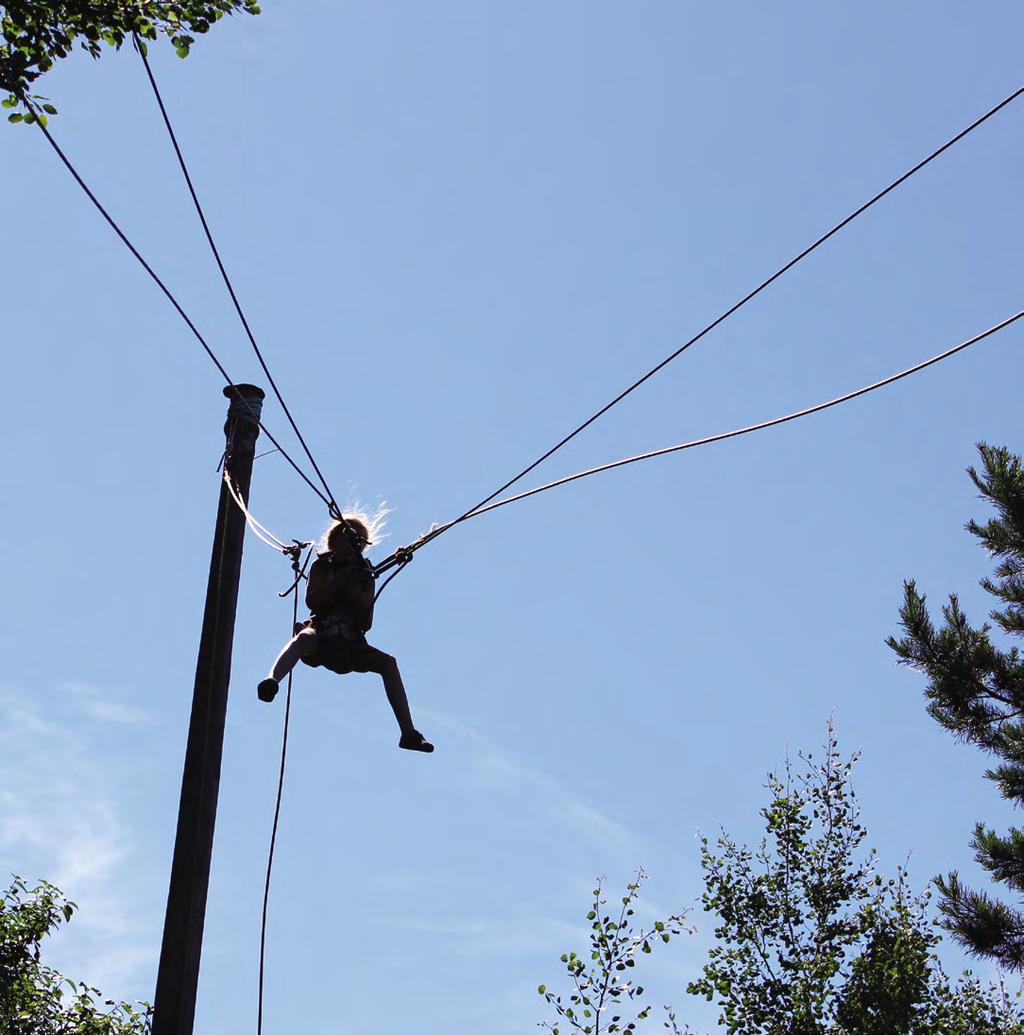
[363,648,413,733]
[258,628,317,702]
[271,628,318,682]
[362,647,432,751]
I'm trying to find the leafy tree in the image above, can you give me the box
[1,0,261,122]
[0,876,151,1034]
[889,443,1024,968]
[687,732,911,1033]
[682,729,1009,1034]
[538,726,1024,1033]
[537,871,690,1035]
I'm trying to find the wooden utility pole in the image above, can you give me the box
[153,384,265,1035]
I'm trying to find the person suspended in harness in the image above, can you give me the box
[257,517,434,753]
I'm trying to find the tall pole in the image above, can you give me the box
[153,384,265,1035]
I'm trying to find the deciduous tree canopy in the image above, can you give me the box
[1,0,260,121]
[538,728,1024,1033]
[0,877,151,1034]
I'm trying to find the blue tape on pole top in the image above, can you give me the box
[224,384,266,426]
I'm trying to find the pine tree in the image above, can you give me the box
[888,442,1024,968]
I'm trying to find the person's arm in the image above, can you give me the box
[304,557,331,613]
[353,560,375,632]
[360,589,375,633]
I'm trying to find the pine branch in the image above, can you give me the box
[935,871,1024,969]
[891,443,1024,972]
[970,825,1024,894]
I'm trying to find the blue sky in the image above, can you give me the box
[2,2,1023,1031]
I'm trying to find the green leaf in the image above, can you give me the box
[42,103,57,115]
[7,112,22,123]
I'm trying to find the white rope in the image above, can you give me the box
[222,469,290,553]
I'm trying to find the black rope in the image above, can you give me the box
[371,309,1023,574]
[258,543,314,1035]
[23,98,335,511]
[372,554,412,604]
[134,37,344,522]
[410,84,1024,558]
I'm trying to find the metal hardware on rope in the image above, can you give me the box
[278,541,316,599]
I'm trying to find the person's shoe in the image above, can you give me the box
[257,678,279,703]
[399,729,434,753]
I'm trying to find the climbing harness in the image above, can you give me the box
[221,466,414,609]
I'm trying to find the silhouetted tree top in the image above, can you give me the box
[889,443,1024,969]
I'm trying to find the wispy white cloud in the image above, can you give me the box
[0,683,155,996]
[385,906,582,958]
[421,708,641,857]
[371,711,700,1032]
[61,681,151,725]
[391,918,491,937]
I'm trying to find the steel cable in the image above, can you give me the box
[425,310,1023,534]
[134,38,343,520]
[26,102,336,510]
[414,84,1024,558]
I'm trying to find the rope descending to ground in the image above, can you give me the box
[257,543,314,1035]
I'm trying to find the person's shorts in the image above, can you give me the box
[298,614,379,676]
